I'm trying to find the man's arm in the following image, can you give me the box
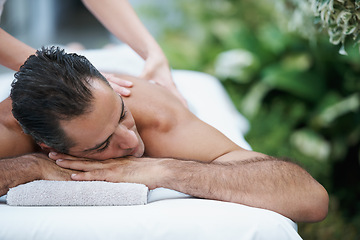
[164,154,329,223]
[54,152,329,223]
[0,153,77,196]
[0,155,39,196]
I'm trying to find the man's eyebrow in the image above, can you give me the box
[83,95,125,153]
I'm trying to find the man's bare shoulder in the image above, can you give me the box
[113,74,241,162]
[118,74,190,131]
[0,97,39,158]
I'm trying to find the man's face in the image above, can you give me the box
[60,79,145,160]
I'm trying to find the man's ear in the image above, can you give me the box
[38,142,56,153]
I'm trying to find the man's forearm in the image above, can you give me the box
[158,157,329,223]
[55,153,329,222]
[0,153,76,196]
[0,155,41,196]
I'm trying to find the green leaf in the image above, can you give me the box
[261,65,325,101]
[336,10,352,24]
[343,24,358,35]
[290,128,330,161]
[356,0,360,10]
[312,93,360,127]
[240,82,273,118]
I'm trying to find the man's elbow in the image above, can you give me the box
[303,184,329,222]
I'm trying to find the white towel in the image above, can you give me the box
[6,180,148,206]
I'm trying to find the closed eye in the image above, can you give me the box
[120,110,127,121]
[119,95,126,123]
[96,140,110,153]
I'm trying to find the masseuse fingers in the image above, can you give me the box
[102,73,133,86]
[103,73,133,97]
[106,74,133,87]
[109,82,131,96]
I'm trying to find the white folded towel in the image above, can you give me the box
[6,180,148,206]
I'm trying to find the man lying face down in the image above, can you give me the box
[7,47,328,223]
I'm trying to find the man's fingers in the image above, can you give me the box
[71,169,110,182]
[48,152,62,160]
[49,152,77,160]
[56,159,103,171]
[49,152,90,161]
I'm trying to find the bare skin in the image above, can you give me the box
[0,75,328,222]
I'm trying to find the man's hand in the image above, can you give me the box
[0,153,78,196]
[35,153,81,181]
[102,73,133,96]
[55,156,162,189]
[20,153,78,181]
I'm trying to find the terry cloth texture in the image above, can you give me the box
[7,180,148,206]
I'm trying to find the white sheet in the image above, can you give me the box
[0,197,300,240]
[0,45,301,240]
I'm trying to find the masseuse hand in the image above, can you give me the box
[54,156,163,190]
[102,73,133,96]
[140,54,187,107]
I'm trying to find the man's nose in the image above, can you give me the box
[114,125,138,150]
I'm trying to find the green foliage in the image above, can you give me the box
[136,0,360,238]
[310,0,360,51]
[270,0,360,53]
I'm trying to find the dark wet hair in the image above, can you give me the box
[11,46,109,153]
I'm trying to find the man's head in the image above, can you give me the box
[11,46,144,159]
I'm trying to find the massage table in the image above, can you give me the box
[0,45,302,239]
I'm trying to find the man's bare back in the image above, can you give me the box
[122,74,248,162]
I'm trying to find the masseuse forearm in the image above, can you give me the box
[159,158,329,223]
[0,28,35,71]
[82,0,160,59]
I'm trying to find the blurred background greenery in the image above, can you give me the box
[135,0,360,239]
